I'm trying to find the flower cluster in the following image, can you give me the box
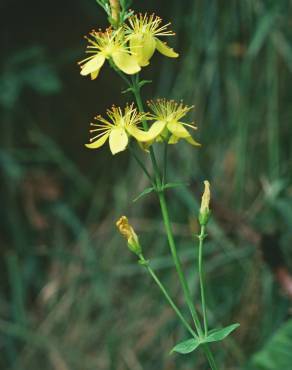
[86,100,199,155]
[79,9,200,155]
[79,13,178,79]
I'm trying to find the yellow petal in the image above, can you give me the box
[109,127,129,155]
[112,51,141,75]
[80,54,105,77]
[167,121,190,138]
[168,133,200,146]
[85,132,109,149]
[155,39,179,58]
[185,135,201,146]
[126,120,166,142]
[129,34,150,67]
[168,135,180,144]
[90,69,100,80]
[140,33,156,65]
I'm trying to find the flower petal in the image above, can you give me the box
[80,54,105,77]
[129,34,151,66]
[90,69,100,80]
[155,39,179,58]
[140,33,156,65]
[168,134,200,146]
[112,51,141,75]
[109,127,129,155]
[168,135,180,144]
[167,121,190,138]
[185,135,201,146]
[126,120,166,142]
[85,132,109,149]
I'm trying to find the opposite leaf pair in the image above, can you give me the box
[172,323,240,355]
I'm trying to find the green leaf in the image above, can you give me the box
[133,187,154,202]
[138,80,152,88]
[171,337,200,354]
[163,182,188,190]
[204,323,240,343]
[122,87,134,94]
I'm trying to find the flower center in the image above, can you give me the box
[102,42,117,57]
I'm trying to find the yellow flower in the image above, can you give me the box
[147,99,200,146]
[116,216,141,255]
[125,13,179,66]
[85,103,165,155]
[78,27,140,79]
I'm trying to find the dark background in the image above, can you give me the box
[1,0,292,369]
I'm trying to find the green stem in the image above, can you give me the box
[115,70,219,370]
[198,225,208,336]
[139,255,197,338]
[128,144,154,184]
[163,141,168,184]
[158,192,203,336]
[203,345,219,370]
[131,84,162,188]
[130,76,202,335]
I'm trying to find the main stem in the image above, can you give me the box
[131,80,162,188]
[198,225,208,336]
[132,82,202,335]
[158,192,203,336]
[158,183,218,370]
[204,345,219,370]
[118,72,219,370]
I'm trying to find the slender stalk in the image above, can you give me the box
[158,191,203,336]
[128,145,153,184]
[203,345,219,370]
[198,225,208,336]
[139,255,197,338]
[163,141,168,184]
[158,192,219,370]
[131,84,162,188]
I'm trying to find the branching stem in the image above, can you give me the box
[113,68,219,370]
[139,255,197,339]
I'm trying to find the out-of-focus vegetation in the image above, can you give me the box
[1,0,292,369]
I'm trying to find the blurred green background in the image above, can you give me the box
[1,0,292,369]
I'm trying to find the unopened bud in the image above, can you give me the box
[198,181,211,226]
[116,216,142,255]
[109,0,120,23]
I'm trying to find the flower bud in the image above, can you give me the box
[198,181,211,226]
[116,216,142,256]
[109,0,120,24]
